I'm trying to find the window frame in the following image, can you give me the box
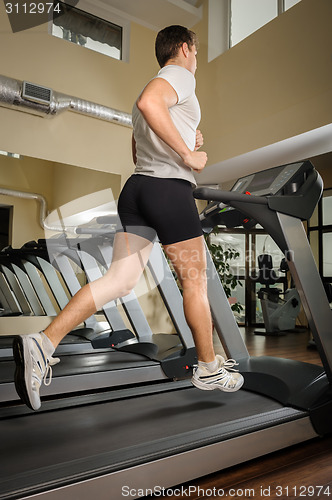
[308,188,332,282]
[208,225,287,327]
[229,0,279,48]
[208,0,302,61]
[48,0,130,62]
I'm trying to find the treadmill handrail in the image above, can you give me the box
[194,188,268,205]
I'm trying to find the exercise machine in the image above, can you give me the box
[0,160,331,500]
[0,229,196,403]
[254,253,301,335]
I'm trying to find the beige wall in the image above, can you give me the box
[0,155,53,246]
[1,0,330,180]
[0,7,154,254]
[195,0,332,166]
[0,6,158,181]
[0,154,121,247]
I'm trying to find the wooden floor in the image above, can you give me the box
[150,327,332,499]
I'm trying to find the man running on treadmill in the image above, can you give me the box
[13,25,244,410]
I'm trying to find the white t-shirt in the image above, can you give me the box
[132,64,201,186]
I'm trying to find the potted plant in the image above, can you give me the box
[205,233,244,315]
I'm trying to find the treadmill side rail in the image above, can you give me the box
[205,242,249,360]
[278,213,332,385]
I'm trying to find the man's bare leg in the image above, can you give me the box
[163,235,215,363]
[45,232,154,349]
[13,231,155,410]
[164,235,244,392]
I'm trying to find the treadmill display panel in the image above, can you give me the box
[232,162,304,196]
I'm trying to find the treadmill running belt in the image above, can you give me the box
[0,387,304,499]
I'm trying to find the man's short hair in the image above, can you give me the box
[155,25,198,68]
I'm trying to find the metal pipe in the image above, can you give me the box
[0,186,76,232]
[0,187,47,230]
[0,186,118,234]
[0,74,132,127]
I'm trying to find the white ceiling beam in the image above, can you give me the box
[99,0,202,30]
[195,124,332,186]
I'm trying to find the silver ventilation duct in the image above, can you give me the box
[0,74,133,128]
[0,186,49,230]
[0,186,119,234]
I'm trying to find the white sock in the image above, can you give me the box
[198,358,219,373]
[39,332,55,357]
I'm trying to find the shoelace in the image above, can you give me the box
[193,358,239,374]
[43,356,60,387]
[222,358,239,372]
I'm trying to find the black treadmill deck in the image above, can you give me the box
[0,384,306,499]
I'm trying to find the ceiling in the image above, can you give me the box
[97,0,203,30]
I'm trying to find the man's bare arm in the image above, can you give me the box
[136,78,207,172]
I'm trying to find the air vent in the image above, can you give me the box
[22,81,52,105]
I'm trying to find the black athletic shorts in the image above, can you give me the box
[117,174,203,245]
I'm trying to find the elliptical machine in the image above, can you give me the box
[254,253,301,336]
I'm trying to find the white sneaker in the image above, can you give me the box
[13,333,59,410]
[191,354,244,392]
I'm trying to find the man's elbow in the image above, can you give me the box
[136,95,150,114]
[136,94,162,116]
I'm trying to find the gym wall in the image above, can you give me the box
[0,3,155,266]
[0,9,172,334]
[0,154,121,247]
[194,0,332,169]
[1,0,331,200]
[0,6,157,181]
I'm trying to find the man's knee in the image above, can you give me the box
[101,273,138,298]
[117,282,137,298]
[181,272,208,293]
[178,265,207,284]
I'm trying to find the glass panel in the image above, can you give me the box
[52,2,122,60]
[230,0,278,47]
[255,282,283,323]
[322,190,332,226]
[207,232,245,322]
[0,150,21,159]
[252,234,284,273]
[310,230,319,269]
[323,232,332,277]
[310,203,319,227]
[285,0,301,10]
[230,279,246,324]
[208,233,246,275]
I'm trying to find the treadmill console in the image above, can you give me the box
[200,160,315,231]
[231,162,306,196]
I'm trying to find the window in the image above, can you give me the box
[308,189,332,282]
[229,0,302,48]
[209,226,286,326]
[0,150,21,159]
[230,0,277,47]
[285,0,302,10]
[208,231,246,324]
[323,233,332,277]
[51,1,124,60]
[208,0,303,60]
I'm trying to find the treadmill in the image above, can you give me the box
[0,231,197,403]
[0,160,331,500]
